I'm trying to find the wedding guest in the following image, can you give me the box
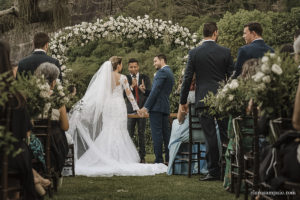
[167,75,207,175]
[125,58,151,163]
[232,22,274,78]
[0,40,39,199]
[180,22,233,181]
[18,32,62,80]
[139,54,175,164]
[34,62,69,177]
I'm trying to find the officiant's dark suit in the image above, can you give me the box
[180,22,233,180]
[125,59,151,161]
[143,55,174,163]
[18,32,62,80]
[232,22,274,78]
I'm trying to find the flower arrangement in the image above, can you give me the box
[250,53,298,118]
[49,15,199,66]
[203,52,299,119]
[203,78,251,118]
[50,79,71,109]
[15,74,52,118]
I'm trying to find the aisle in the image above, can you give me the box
[46,155,237,200]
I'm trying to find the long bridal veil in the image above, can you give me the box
[67,61,115,161]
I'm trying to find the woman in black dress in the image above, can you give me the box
[0,40,39,199]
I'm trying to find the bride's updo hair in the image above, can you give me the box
[109,56,122,70]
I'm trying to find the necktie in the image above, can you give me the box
[133,77,139,105]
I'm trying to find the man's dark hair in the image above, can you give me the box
[155,54,167,63]
[34,32,50,49]
[203,22,218,37]
[294,29,300,39]
[244,22,263,36]
[128,58,139,64]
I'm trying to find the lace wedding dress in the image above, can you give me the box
[67,61,167,176]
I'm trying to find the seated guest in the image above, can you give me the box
[0,40,40,199]
[34,62,69,180]
[167,76,207,175]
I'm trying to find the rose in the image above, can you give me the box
[271,64,283,75]
[262,75,271,83]
[262,56,269,64]
[229,79,239,89]
[228,95,234,101]
[59,91,65,97]
[252,71,265,82]
[261,64,270,73]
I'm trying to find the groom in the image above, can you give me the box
[138,54,175,164]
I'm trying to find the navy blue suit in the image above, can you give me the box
[232,39,274,78]
[180,41,233,177]
[144,66,175,163]
[18,51,62,80]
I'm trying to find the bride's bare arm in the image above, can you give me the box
[122,76,139,111]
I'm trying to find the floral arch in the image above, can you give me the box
[49,15,199,68]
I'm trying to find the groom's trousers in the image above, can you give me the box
[197,108,228,177]
[149,111,170,163]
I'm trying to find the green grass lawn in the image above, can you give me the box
[46,155,237,200]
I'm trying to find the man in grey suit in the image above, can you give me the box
[180,22,233,181]
[139,54,175,164]
[18,32,62,80]
[125,58,151,163]
[232,22,274,78]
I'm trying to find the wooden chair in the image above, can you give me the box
[172,103,206,178]
[0,104,22,200]
[220,142,228,181]
[230,116,254,198]
[31,118,55,196]
[63,144,75,176]
[244,105,260,200]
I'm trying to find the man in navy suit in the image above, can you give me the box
[180,22,233,181]
[138,54,175,164]
[18,32,62,80]
[232,22,274,78]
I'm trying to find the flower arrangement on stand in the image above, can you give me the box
[249,53,298,118]
[50,79,71,109]
[203,78,251,118]
[15,75,52,118]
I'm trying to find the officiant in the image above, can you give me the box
[125,58,151,163]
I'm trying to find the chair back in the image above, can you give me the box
[188,103,205,142]
[269,118,293,142]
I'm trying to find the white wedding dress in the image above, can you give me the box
[67,61,167,176]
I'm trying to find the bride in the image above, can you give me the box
[67,56,167,176]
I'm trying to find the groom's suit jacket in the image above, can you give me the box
[180,41,233,108]
[18,51,62,80]
[144,66,174,114]
[125,73,151,113]
[232,39,274,78]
